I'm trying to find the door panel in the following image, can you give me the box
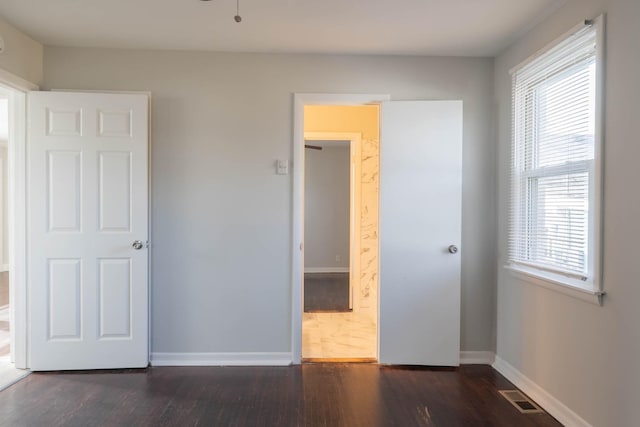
[28,91,148,370]
[99,151,132,231]
[48,258,82,340]
[98,258,132,339]
[47,150,82,231]
[379,100,462,366]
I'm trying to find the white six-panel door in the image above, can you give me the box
[379,100,462,366]
[28,91,148,370]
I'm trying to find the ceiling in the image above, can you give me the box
[0,0,565,56]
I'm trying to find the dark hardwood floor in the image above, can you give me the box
[0,364,560,426]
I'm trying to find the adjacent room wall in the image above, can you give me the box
[42,48,496,356]
[494,0,639,424]
[0,17,43,85]
[304,145,350,271]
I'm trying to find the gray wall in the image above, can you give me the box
[42,48,496,354]
[304,145,350,270]
[494,0,639,424]
[0,16,42,85]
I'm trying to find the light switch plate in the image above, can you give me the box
[276,160,289,175]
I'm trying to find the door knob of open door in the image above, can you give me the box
[132,240,144,250]
[448,245,458,254]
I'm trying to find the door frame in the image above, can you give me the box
[303,131,361,311]
[291,93,390,364]
[0,69,38,369]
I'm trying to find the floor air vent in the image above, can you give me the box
[499,390,543,414]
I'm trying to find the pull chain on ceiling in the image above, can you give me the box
[199,0,242,23]
[234,0,242,23]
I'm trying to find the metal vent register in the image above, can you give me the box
[499,390,543,414]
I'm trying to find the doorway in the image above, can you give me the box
[303,137,354,314]
[0,79,30,388]
[300,105,380,361]
[303,132,363,315]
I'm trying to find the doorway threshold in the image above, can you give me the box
[302,358,377,364]
[0,358,30,392]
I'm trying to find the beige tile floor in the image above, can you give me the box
[302,311,377,359]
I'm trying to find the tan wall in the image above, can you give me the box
[0,17,43,85]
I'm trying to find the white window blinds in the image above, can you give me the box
[509,18,602,288]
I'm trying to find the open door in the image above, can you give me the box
[379,100,462,366]
[27,91,149,370]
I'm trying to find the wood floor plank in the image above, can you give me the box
[0,364,561,426]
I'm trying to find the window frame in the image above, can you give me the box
[506,15,605,305]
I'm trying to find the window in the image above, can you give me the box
[508,16,603,296]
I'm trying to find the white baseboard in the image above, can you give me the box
[150,351,495,367]
[493,356,592,427]
[150,352,292,367]
[0,264,8,272]
[460,351,495,365]
[304,267,349,273]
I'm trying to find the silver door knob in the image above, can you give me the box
[448,245,458,254]
[132,240,144,250]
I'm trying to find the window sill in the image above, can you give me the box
[505,265,605,306]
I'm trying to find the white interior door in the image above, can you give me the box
[28,91,149,370]
[379,100,462,366]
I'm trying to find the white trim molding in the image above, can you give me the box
[0,69,38,92]
[150,352,293,367]
[459,351,495,365]
[507,266,604,306]
[0,78,34,369]
[493,356,592,427]
[304,267,350,274]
